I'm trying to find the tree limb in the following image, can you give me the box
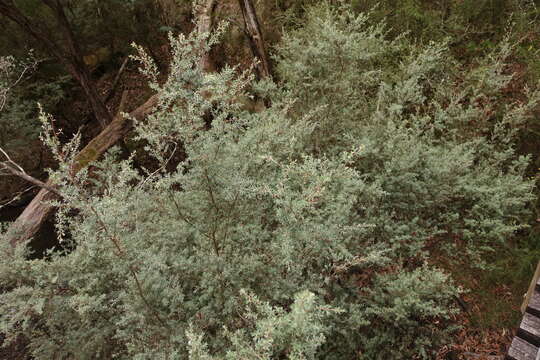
[0,146,52,200]
[238,0,272,80]
[1,162,63,197]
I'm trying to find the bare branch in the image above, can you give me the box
[105,57,130,103]
[0,1,113,127]
[1,162,63,197]
[0,146,63,197]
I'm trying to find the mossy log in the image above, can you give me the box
[4,95,158,248]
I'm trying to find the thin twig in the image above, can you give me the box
[0,55,39,112]
[0,146,24,172]
[105,57,129,103]
[462,352,503,360]
[203,168,221,256]
[0,185,36,209]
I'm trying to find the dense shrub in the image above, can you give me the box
[1,4,537,359]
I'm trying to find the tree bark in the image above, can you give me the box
[194,0,218,73]
[238,0,272,80]
[0,0,113,128]
[4,94,158,247]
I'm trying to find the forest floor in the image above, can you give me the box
[436,261,526,359]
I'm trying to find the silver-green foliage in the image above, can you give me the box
[0,4,537,359]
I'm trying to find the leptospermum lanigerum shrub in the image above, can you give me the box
[1,4,537,359]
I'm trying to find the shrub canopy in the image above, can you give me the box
[1,4,537,359]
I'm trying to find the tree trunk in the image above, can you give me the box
[238,0,272,80]
[43,0,113,128]
[194,0,218,73]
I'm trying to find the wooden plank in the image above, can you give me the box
[528,291,540,319]
[507,337,539,360]
[522,261,540,314]
[518,313,540,347]
[521,313,540,340]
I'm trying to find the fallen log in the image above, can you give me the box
[3,94,158,247]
